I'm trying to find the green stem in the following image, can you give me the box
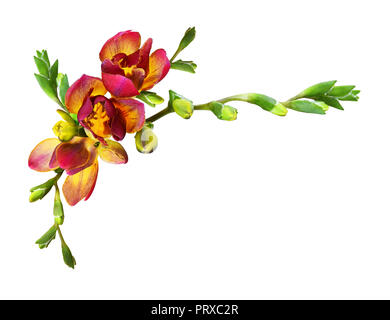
[146,106,173,123]
[56,224,67,246]
[170,49,181,63]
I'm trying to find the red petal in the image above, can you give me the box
[99,31,141,61]
[141,49,170,91]
[102,72,139,98]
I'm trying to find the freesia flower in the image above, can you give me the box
[28,136,128,205]
[99,30,170,98]
[65,75,145,143]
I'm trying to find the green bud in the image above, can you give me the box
[288,100,327,114]
[296,80,337,98]
[35,225,57,249]
[53,186,64,225]
[172,99,194,119]
[270,102,288,116]
[29,177,57,202]
[170,60,197,74]
[29,188,50,202]
[135,127,158,154]
[137,91,164,107]
[210,102,237,121]
[169,90,194,119]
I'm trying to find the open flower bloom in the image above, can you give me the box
[65,75,145,143]
[28,136,128,205]
[100,30,170,98]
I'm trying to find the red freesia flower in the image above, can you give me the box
[28,136,128,206]
[65,75,145,144]
[100,30,170,98]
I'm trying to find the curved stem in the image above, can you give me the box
[146,106,173,123]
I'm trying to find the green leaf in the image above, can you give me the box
[34,73,58,102]
[61,243,76,269]
[35,225,57,249]
[41,50,50,66]
[57,73,69,105]
[137,91,164,107]
[178,27,196,52]
[315,95,344,110]
[30,177,57,193]
[297,80,337,98]
[49,59,59,87]
[170,60,197,73]
[327,85,355,97]
[34,56,49,77]
[289,100,326,114]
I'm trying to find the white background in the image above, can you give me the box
[1,0,389,299]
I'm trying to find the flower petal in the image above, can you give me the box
[98,140,128,164]
[62,160,99,206]
[111,98,145,133]
[101,59,124,76]
[28,138,60,172]
[110,109,126,141]
[99,31,141,61]
[138,38,153,72]
[141,49,170,91]
[102,72,139,98]
[55,137,97,175]
[65,75,107,114]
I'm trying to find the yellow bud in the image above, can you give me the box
[135,127,158,154]
[53,121,78,141]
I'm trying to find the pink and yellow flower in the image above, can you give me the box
[65,74,145,143]
[28,136,128,206]
[100,30,170,98]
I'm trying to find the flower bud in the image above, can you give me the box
[53,187,64,225]
[169,90,194,119]
[53,121,78,141]
[210,102,237,121]
[29,188,49,202]
[135,127,158,154]
[172,99,194,119]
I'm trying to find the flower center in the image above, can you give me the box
[84,102,111,137]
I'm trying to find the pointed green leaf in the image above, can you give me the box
[327,85,355,97]
[34,73,58,102]
[34,56,49,77]
[57,73,69,105]
[297,80,337,98]
[41,50,50,66]
[178,27,196,52]
[315,95,344,110]
[35,225,57,249]
[61,243,76,269]
[171,60,197,73]
[49,59,59,86]
[289,100,326,114]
